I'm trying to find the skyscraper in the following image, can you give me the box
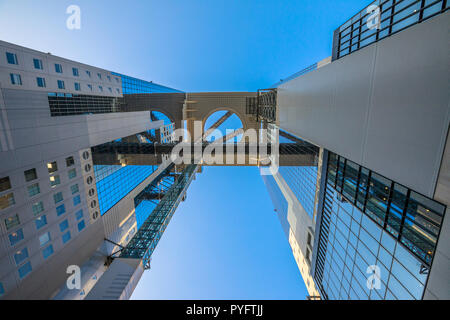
[263,1,449,300]
[0,40,183,299]
[0,0,448,301]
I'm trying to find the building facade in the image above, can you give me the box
[264,1,449,300]
[0,40,181,299]
[0,0,449,301]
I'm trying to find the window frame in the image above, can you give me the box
[6,52,18,65]
[33,58,43,70]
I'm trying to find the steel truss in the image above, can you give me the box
[246,89,277,123]
[120,164,198,269]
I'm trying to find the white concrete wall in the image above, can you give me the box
[278,12,450,198]
[0,87,154,299]
[85,258,143,300]
[0,40,122,96]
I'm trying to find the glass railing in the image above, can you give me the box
[333,0,449,60]
[325,151,446,266]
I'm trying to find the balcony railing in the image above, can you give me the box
[245,89,277,123]
[270,63,318,88]
[332,0,449,61]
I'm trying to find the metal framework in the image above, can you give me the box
[203,111,233,140]
[120,164,198,269]
[92,141,317,158]
[246,89,277,123]
[134,165,177,207]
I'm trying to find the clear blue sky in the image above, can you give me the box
[0,0,372,299]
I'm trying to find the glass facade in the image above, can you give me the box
[277,130,320,219]
[48,93,122,117]
[279,166,318,219]
[133,166,177,229]
[94,165,157,216]
[112,72,183,94]
[314,151,447,300]
[261,173,290,238]
[325,152,445,265]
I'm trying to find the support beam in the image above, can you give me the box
[203,111,233,139]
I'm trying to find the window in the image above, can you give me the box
[36,77,46,88]
[32,201,44,216]
[18,261,32,279]
[62,231,71,244]
[71,184,79,195]
[24,169,37,182]
[42,245,54,259]
[116,88,120,94]
[56,204,66,216]
[115,77,119,83]
[59,220,69,232]
[73,195,81,206]
[10,73,22,85]
[0,193,15,210]
[66,156,75,167]
[14,248,29,265]
[97,73,102,80]
[72,68,79,77]
[306,247,311,264]
[27,183,40,197]
[35,215,47,230]
[68,169,77,179]
[55,63,63,73]
[47,161,58,173]
[75,209,83,221]
[107,75,111,82]
[98,86,103,92]
[39,232,51,246]
[108,87,112,93]
[50,175,61,188]
[53,192,63,204]
[5,214,20,230]
[87,84,93,91]
[33,58,43,70]
[0,177,11,192]
[9,228,24,246]
[77,220,86,232]
[57,80,65,90]
[6,52,18,65]
[74,82,81,91]
[0,282,4,296]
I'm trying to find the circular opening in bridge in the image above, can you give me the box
[204,110,243,143]
[150,111,172,126]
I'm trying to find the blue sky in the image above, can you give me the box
[0,0,373,299]
[0,0,371,92]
